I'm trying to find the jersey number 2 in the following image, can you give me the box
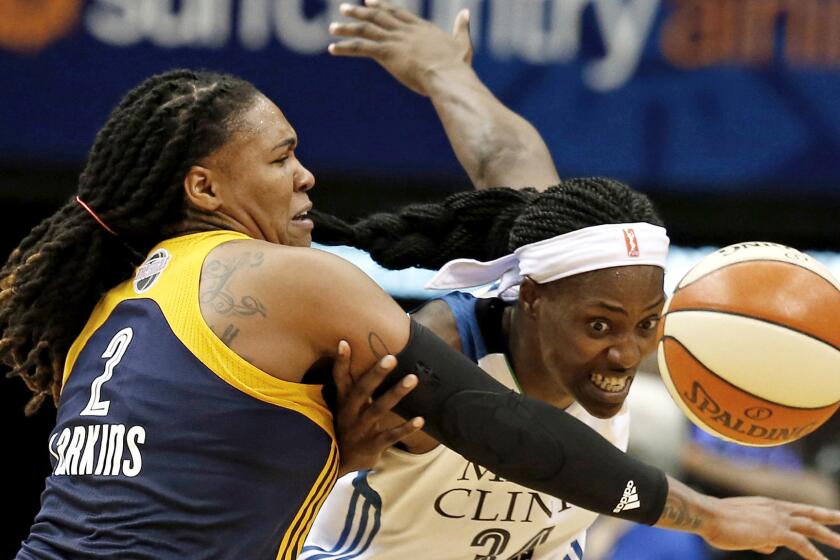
[80,327,133,417]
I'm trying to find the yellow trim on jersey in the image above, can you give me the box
[63,230,335,437]
[277,441,340,560]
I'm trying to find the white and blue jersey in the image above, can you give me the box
[302,291,630,560]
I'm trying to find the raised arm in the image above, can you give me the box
[329,0,559,190]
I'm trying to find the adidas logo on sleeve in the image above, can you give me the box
[612,480,640,513]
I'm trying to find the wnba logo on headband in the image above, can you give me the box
[623,228,640,257]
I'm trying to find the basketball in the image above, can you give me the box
[657,242,840,446]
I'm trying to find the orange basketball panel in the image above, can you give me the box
[660,336,839,445]
[670,261,840,350]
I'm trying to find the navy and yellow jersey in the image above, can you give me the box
[17,231,338,560]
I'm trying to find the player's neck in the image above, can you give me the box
[167,206,243,238]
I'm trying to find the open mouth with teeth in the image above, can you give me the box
[292,210,309,221]
[589,373,630,393]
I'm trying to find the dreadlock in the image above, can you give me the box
[311,177,663,270]
[1,69,259,414]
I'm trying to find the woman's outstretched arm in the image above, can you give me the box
[251,242,840,559]
[328,0,559,191]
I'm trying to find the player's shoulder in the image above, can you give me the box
[206,239,374,303]
[208,238,356,274]
[412,298,461,352]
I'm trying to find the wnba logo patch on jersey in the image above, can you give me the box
[134,249,170,294]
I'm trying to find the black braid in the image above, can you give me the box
[312,178,663,269]
[508,178,663,250]
[1,69,260,414]
[311,187,538,269]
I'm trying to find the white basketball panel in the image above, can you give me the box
[663,310,840,408]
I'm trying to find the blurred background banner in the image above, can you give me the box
[3,0,840,192]
[3,2,840,558]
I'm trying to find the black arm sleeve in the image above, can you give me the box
[378,319,669,525]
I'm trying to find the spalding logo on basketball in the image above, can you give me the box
[657,242,840,447]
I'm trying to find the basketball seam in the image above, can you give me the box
[675,259,840,295]
[658,343,785,448]
[662,307,840,352]
[660,335,835,412]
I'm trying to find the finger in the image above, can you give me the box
[338,355,396,423]
[754,545,777,555]
[349,355,398,403]
[329,21,389,42]
[451,8,462,36]
[767,500,840,525]
[790,517,840,550]
[340,2,401,30]
[782,503,840,526]
[328,39,384,58]
[331,340,352,398]
[358,374,418,433]
[365,0,419,24]
[450,9,474,65]
[376,416,425,447]
[787,502,840,525]
[781,532,827,560]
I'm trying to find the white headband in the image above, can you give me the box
[425,222,670,301]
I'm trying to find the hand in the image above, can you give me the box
[699,496,840,560]
[329,0,474,96]
[660,478,840,560]
[332,340,424,476]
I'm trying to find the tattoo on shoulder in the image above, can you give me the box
[220,324,240,347]
[201,252,268,318]
[661,495,703,531]
[368,331,391,360]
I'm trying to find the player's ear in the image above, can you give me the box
[184,165,222,212]
[519,278,541,317]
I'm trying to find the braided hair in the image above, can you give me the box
[312,177,664,270]
[1,69,259,414]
